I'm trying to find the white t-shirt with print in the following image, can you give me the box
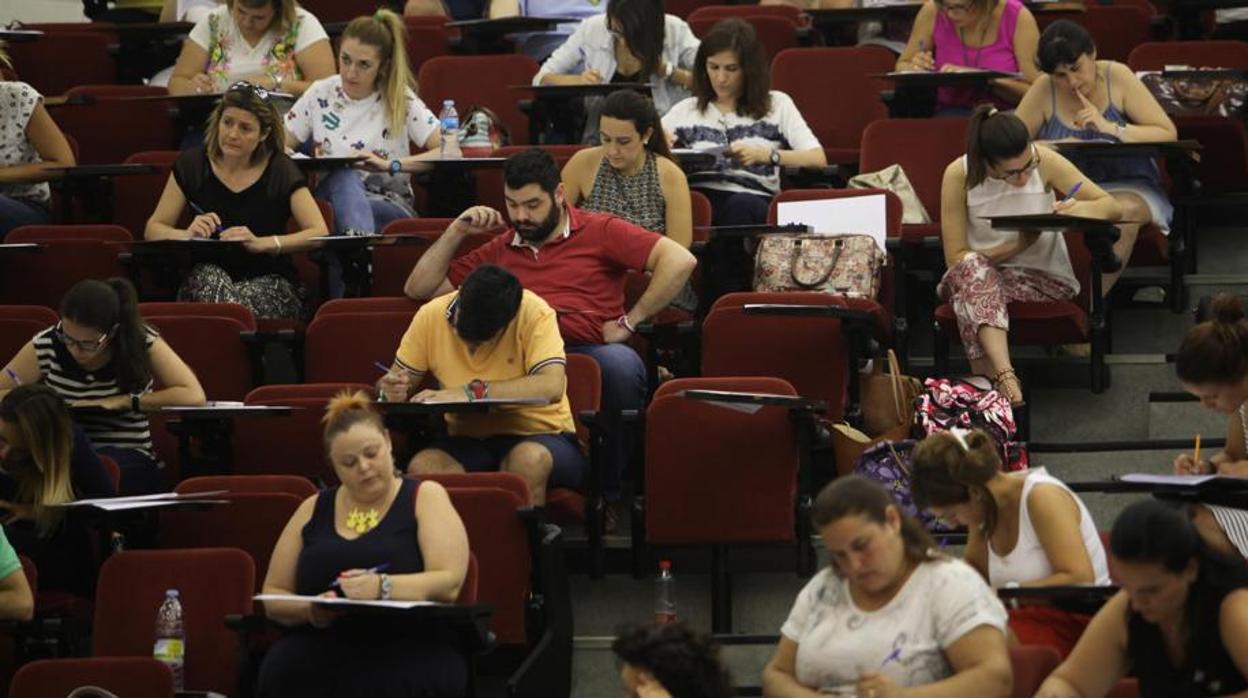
[661,90,821,197]
[0,82,50,206]
[188,5,329,92]
[780,558,1008,694]
[286,75,439,206]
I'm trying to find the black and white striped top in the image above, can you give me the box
[33,326,157,457]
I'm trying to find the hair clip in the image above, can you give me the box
[949,427,971,452]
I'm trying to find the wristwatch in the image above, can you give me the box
[389,159,403,175]
[130,393,143,412]
[769,148,781,166]
[466,379,489,401]
[378,573,392,601]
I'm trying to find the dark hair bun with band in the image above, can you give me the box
[1176,294,1248,386]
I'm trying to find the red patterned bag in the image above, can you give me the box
[752,234,884,298]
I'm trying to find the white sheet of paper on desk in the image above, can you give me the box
[254,593,436,609]
[776,194,888,252]
[1118,474,1221,486]
[415,397,548,406]
[56,490,228,508]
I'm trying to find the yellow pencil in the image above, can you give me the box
[1194,433,1202,467]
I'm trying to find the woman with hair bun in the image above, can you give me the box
[1171,293,1248,560]
[938,104,1121,406]
[1035,499,1248,698]
[912,428,1109,657]
[763,475,1012,697]
[257,390,471,697]
[0,278,205,495]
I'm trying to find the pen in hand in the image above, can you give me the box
[1058,181,1083,205]
[1194,433,1202,471]
[187,201,224,238]
[330,563,391,592]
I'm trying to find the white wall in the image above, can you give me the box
[1,0,87,25]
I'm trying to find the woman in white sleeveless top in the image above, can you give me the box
[912,428,1110,657]
[938,105,1121,405]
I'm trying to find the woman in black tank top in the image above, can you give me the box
[1035,500,1248,698]
[256,391,471,697]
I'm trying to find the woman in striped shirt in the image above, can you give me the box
[0,278,205,494]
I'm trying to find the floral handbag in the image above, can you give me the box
[752,234,884,298]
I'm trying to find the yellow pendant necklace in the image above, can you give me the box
[344,476,395,534]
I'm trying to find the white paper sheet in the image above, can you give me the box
[776,194,888,252]
[1118,474,1222,486]
[254,594,438,610]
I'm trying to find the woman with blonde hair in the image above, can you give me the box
[257,391,471,696]
[286,8,445,240]
[168,0,335,96]
[911,428,1109,657]
[146,82,328,320]
[0,385,116,595]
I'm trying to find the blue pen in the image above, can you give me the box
[330,563,391,590]
[1059,181,1083,205]
[374,361,393,374]
[879,637,903,668]
[187,200,224,238]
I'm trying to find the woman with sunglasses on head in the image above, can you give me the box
[168,0,335,97]
[938,106,1120,406]
[534,0,700,118]
[1014,20,1177,300]
[0,279,206,495]
[661,19,825,227]
[285,9,444,243]
[895,0,1040,114]
[147,81,328,320]
[0,385,116,596]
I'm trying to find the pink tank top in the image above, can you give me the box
[933,0,1023,111]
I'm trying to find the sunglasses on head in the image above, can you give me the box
[227,80,271,103]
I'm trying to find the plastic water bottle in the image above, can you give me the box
[153,589,186,690]
[654,560,676,624]
[439,100,460,157]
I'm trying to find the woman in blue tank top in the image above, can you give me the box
[255,390,471,697]
[1014,20,1177,299]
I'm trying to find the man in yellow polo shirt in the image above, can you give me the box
[378,265,581,504]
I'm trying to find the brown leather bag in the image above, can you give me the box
[860,350,923,436]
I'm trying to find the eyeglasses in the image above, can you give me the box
[990,146,1040,180]
[227,80,271,103]
[54,322,114,354]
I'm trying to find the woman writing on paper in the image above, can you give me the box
[257,391,470,697]
[938,106,1120,406]
[1170,294,1248,561]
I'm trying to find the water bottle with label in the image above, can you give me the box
[439,100,460,158]
[153,588,186,690]
[654,559,676,624]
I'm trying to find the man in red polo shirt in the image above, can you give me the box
[404,148,696,489]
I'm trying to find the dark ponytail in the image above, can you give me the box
[600,89,672,160]
[59,278,151,394]
[965,104,1031,188]
[1176,294,1248,386]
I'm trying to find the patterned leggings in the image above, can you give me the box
[936,253,1078,360]
[178,264,306,321]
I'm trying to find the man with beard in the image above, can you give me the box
[381,264,580,505]
[404,148,696,493]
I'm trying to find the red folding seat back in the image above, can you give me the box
[645,376,799,544]
[2,225,132,308]
[176,474,318,498]
[417,55,540,146]
[144,315,254,401]
[1036,6,1152,62]
[10,657,174,698]
[771,47,894,161]
[690,15,799,58]
[57,86,177,165]
[159,492,302,591]
[297,0,379,22]
[372,217,457,297]
[140,301,258,331]
[316,297,424,317]
[860,118,969,231]
[665,0,723,19]
[233,383,373,483]
[115,151,181,240]
[304,312,414,384]
[92,549,254,695]
[418,472,532,505]
[443,485,532,644]
[0,306,57,369]
[406,25,452,74]
[1009,645,1062,698]
[702,291,856,421]
[458,553,479,605]
[687,4,806,25]
[7,32,116,97]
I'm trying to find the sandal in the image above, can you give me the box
[991,368,1026,407]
